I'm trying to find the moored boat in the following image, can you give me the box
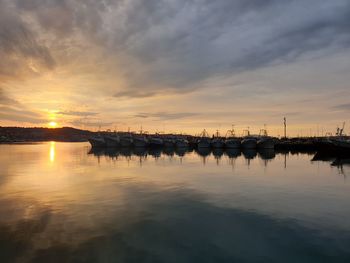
[257,137,275,149]
[88,135,106,148]
[133,135,148,147]
[257,127,275,149]
[211,130,224,148]
[175,137,189,148]
[120,133,133,147]
[163,136,175,147]
[241,128,257,149]
[133,127,149,147]
[329,137,350,154]
[149,134,164,147]
[197,129,211,148]
[224,126,240,149]
[315,123,350,154]
[241,138,257,149]
[225,138,241,149]
[104,134,120,147]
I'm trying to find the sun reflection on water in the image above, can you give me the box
[49,141,55,163]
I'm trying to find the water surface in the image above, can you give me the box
[0,142,349,262]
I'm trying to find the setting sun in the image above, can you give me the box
[48,121,58,128]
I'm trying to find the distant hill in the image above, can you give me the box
[0,126,95,142]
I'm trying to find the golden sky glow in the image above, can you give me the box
[0,0,350,136]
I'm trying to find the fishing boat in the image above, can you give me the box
[257,127,275,149]
[197,129,211,148]
[211,130,224,148]
[241,129,257,149]
[224,126,241,149]
[315,123,350,154]
[257,137,275,149]
[133,128,148,147]
[329,137,350,154]
[88,135,106,148]
[241,138,257,149]
[120,132,133,147]
[104,134,120,147]
[149,133,164,147]
[133,135,148,147]
[163,136,175,147]
[175,137,189,148]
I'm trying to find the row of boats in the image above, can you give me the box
[89,133,190,148]
[88,128,276,150]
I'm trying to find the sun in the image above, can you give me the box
[48,121,58,128]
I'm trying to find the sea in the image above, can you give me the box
[0,142,349,262]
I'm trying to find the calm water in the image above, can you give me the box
[0,142,350,262]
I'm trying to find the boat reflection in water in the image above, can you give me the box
[89,145,350,175]
[89,146,281,167]
[258,149,276,160]
[312,151,350,178]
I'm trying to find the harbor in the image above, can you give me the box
[87,127,350,156]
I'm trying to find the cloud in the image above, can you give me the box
[0,88,18,105]
[134,111,200,120]
[0,87,47,124]
[0,106,45,123]
[114,90,157,99]
[102,0,350,95]
[3,0,349,95]
[57,110,98,117]
[0,1,56,81]
[69,119,113,128]
[332,103,350,111]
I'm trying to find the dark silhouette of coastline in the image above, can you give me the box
[0,126,93,142]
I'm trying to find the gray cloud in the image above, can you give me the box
[114,90,157,99]
[105,0,350,94]
[0,0,56,80]
[332,103,350,111]
[14,0,109,39]
[3,0,349,97]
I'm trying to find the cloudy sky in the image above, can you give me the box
[0,0,350,136]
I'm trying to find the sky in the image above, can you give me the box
[0,0,350,136]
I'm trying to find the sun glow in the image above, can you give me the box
[48,121,58,128]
